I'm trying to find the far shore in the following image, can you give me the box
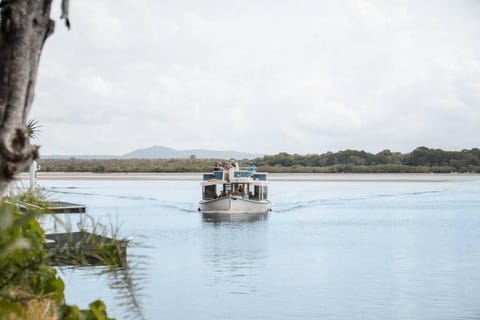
[17,172,479,183]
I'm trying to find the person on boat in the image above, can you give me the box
[230,159,239,170]
[214,161,222,171]
[248,163,256,172]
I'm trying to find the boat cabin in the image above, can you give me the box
[201,167,269,201]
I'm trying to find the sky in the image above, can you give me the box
[31,0,480,156]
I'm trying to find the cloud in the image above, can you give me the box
[31,0,480,155]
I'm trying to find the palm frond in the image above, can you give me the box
[26,119,41,140]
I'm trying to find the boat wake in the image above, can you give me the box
[273,190,443,213]
[158,202,197,213]
[43,187,158,201]
[42,187,197,213]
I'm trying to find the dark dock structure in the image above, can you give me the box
[14,200,87,214]
[45,201,87,214]
[45,231,128,267]
[13,199,128,266]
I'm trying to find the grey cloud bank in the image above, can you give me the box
[32,0,480,155]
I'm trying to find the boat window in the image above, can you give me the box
[262,186,268,199]
[217,184,224,197]
[203,185,216,199]
[224,183,231,195]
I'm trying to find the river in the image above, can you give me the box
[27,173,480,320]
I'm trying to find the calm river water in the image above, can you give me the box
[32,173,480,320]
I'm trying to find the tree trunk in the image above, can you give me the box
[0,0,55,195]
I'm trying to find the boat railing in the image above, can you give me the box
[203,170,224,180]
[233,170,253,178]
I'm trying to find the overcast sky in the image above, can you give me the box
[32,0,480,156]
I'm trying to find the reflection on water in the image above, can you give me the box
[202,219,268,295]
[202,212,269,223]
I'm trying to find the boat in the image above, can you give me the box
[198,161,271,218]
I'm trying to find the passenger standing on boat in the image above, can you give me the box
[248,163,256,172]
[231,159,239,170]
[214,161,222,171]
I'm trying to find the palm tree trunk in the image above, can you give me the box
[0,0,55,195]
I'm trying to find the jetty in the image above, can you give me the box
[45,201,87,213]
[12,200,86,214]
[13,165,129,266]
[45,231,128,267]
[14,200,127,267]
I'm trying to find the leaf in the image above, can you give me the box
[58,304,81,320]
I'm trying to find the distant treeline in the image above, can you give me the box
[38,147,480,173]
[38,158,213,173]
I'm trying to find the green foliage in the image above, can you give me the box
[26,119,41,140]
[0,198,62,301]
[58,300,114,320]
[0,194,120,320]
[39,158,213,173]
[254,147,480,173]
[38,147,480,173]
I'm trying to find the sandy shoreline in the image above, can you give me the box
[16,172,478,183]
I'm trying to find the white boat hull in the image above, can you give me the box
[199,196,271,214]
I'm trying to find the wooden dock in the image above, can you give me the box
[14,197,127,266]
[13,200,86,214]
[45,231,128,266]
[45,201,86,213]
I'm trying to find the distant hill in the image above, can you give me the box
[43,145,261,160]
[122,145,261,159]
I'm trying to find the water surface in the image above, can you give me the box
[32,174,480,320]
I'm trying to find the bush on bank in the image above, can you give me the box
[0,192,114,320]
[38,147,480,174]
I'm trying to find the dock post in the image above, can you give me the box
[29,160,38,189]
